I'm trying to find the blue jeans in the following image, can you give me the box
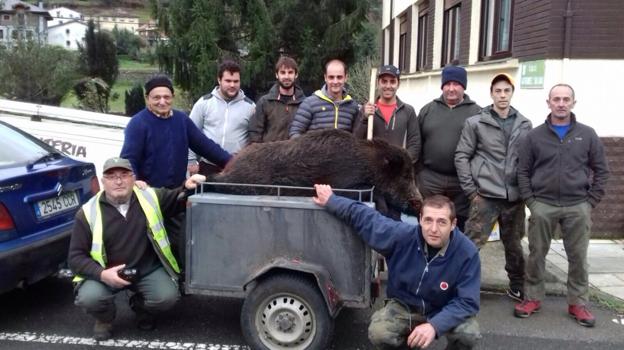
[75,266,179,322]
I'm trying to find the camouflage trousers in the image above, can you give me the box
[368,299,480,350]
[465,196,526,291]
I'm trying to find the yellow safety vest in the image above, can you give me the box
[73,187,180,282]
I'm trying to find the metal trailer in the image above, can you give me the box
[185,184,379,350]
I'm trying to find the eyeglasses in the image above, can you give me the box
[103,173,133,181]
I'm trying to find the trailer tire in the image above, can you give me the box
[240,274,333,350]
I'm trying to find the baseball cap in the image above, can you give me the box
[491,73,515,90]
[102,157,133,173]
[378,65,401,78]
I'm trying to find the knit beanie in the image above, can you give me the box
[441,65,467,89]
[144,75,174,96]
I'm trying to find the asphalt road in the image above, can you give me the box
[1,277,623,349]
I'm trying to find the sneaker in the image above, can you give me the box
[506,287,524,302]
[93,320,113,341]
[514,300,541,318]
[568,304,596,327]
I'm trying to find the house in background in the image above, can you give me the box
[0,0,51,46]
[83,13,139,34]
[382,0,624,236]
[47,6,83,27]
[47,19,87,50]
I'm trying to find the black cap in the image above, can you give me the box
[144,75,174,95]
[378,65,400,78]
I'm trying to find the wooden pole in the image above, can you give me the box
[367,68,377,141]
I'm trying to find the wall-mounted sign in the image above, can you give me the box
[520,60,545,89]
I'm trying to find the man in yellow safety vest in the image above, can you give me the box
[68,157,205,341]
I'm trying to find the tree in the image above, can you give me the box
[149,0,377,100]
[73,77,111,113]
[112,27,145,58]
[0,42,80,105]
[124,83,145,116]
[78,20,119,87]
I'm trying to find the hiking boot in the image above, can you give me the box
[514,300,541,318]
[93,320,113,341]
[506,287,524,302]
[568,304,596,327]
[136,311,156,331]
[129,294,156,331]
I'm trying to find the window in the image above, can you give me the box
[66,40,70,47]
[442,2,461,66]
[398,13,409,72]
[17,13,25,26]
[26,30,33,40]
[11,30,18,39]
[0,29,3,39]
[66,29,70,35]
[480,0,513,60]
[416,6,429,71]
[3,15,10,21]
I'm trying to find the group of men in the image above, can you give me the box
[68,55,609,350]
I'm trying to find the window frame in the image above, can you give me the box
[416,11,429,71]
[441,4,461,66]
[479,0,514,61]
[398,13,409,72]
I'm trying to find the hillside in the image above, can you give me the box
[44,0,151,21]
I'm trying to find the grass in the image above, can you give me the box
[61,78,134,115]
[118,55,158,71]
[591,289,624,314]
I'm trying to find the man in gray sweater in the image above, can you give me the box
[418,65,481,231]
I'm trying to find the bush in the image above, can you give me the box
[124,84,145,116]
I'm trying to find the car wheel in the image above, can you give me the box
[241,274,333,350]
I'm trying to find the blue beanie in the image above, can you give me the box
[441,65,467,89]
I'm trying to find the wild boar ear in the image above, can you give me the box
[382,152,405,174]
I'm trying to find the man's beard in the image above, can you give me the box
[278,80,293,89]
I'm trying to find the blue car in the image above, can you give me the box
[0,120,98,294]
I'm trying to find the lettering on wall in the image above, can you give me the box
[39,138,87,158]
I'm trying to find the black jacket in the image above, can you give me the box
[354,97,421,164]
[418,95,481,175]
[517,114,609,207]
[248,83,306,143]
[68,187,186,281]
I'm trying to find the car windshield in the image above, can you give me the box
[0,122,55,168]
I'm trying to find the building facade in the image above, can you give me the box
[47,19,87,50]
[0,0,51,46]
[83,14,139,34]
[382,0,624,236]
[47,6,83,27]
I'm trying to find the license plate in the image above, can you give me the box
[34,191,80,219]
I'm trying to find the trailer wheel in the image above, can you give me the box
[241,274,333,350]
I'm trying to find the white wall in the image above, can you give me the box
[396,59,624,137]
[47,22,87,50]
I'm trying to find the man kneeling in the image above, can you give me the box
[69,157,205,341]
[313,184,481,349]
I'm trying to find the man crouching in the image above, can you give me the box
[69,157,205,341]
[313,184,481,349]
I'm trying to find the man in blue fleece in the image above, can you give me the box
[121,75,231,188]
[313,184,480,349]
[121,75,232,270]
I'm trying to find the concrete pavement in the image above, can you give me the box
[480,238,624,304]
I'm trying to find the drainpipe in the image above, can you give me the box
[563,0,573,58]
[561,0,573,81]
